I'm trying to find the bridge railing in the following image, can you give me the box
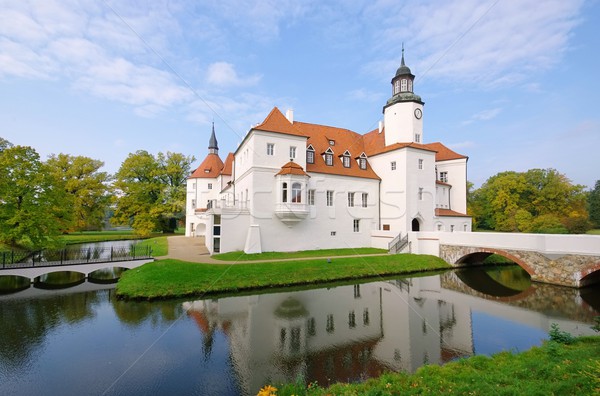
[1,245,153,270]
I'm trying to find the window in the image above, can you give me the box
[208,183,212,190]
[391,161,396,170]
[361,193,368,208]
[363,308,370,325]
[394,79,400,94]
[291,182,302,203]
[348,311,356,328]
[347,192,354,207]
[308,189,315,205]
[191,199,196,208]
[307,150,314,164]
[401,79,407,92]
[439,171,448,183]
[307,318,316,336]
[408,80,413,92]
[464,224,468,231]
[289,146,296,159]
[326,190,334,206]
[353,219,360,232]
[451,225,455,232]
[326,314,334,333]
[359,158,367,170]
[325,153,333,166]
[330,231,336,236]
[383,224,390,231]
[354,284,361,298]
[418,187,423,201]
[418,159,423,169]
[415,133,421,143]
[437,224,442,231]
[343,155,350,168]
[282,182,288,203]
[267,143,274,155]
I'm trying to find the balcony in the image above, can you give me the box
[274,203,309,226]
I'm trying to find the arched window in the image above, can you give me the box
[282,182,288,203]
[291,182,302,203]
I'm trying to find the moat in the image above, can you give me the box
[0,266,598,396]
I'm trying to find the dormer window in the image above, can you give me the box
[306,145,315,164]
[342,150,351,168]
[356,153,368,170]
[323,147,334,166]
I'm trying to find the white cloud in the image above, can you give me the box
[206,62,261,87]
[462,107,502,125]
[364,0,584,88]
[347,88,383,103]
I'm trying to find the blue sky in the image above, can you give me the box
[1,0,599,188]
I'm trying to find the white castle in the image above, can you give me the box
[185,52,471,254]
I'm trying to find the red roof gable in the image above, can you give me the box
[189,153,224,179]
[423,142,468,161]
[220,153,234,176]
[254,107,306,137]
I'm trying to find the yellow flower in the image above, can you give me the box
[257,384,278,396]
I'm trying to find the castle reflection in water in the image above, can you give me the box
[183,271,598,392]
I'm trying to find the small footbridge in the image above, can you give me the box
[412,232,600,288]
[0,246,154,283]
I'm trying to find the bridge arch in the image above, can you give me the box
[452,248,536,278]
[579,263,600,288]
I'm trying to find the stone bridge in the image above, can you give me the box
[412,232,600,288]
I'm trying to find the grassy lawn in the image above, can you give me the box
[116,254,450,300]
[212,247,387,261]
[587,229,600,235]
[268,336,600,396]
[136,236,169,257]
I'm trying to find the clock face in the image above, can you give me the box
[414,108,422,119]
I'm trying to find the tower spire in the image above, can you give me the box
[208,122,218,154]
[401,42,405,66]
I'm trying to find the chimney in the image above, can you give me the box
[286,109,294,123]
[378,120,383,134]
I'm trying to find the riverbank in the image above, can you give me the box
[116,254,451,300]
[268,336,600,395]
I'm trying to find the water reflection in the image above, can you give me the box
[182,270,598,393]
[0,268,597,396]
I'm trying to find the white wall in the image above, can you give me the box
[436,158,468,214]
[383,101,424,145]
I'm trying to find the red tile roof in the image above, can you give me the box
[423,142,468,161]
[189,153,224,179]
[435,208,470,217]
[293,121,380,180]
[275,161,310,176]
[220,153,234,176]
[254,107,306,137]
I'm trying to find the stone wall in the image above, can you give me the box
[440,244,600,288]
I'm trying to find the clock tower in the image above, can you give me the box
[383,47,424,146]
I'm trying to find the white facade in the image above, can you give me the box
[186,56,471,254]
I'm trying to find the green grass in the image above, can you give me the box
[272,336,600,396]
[212,247,387,261]
[587,229,600,235]
[60,230,141,245]
[136,236,169,257]
[116,254,450,300]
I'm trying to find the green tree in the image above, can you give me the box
[0,137,13,152]
[0,145,71,248]
[471,168,590,233]
[113,151,194,236]
[46,154,111,231]
[589,180,600,228]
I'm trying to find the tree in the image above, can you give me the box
[0,137,13,152]
[0,145,71,248]
[113,151,194,236]
[46,154,111,231]
[589,180,600,228]
[470,168,590,233]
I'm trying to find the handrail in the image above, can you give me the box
[1,245,152,270]
[389,233,409,254]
